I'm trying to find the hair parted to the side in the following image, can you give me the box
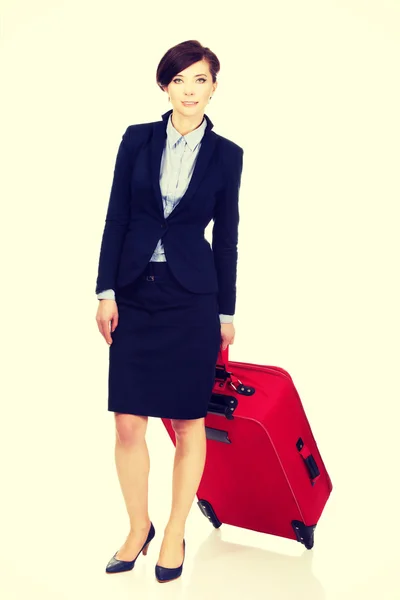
[156,40,220,91]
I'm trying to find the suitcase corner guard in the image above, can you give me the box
[291,520,317,549]
[197,499,222,528]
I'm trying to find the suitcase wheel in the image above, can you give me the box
[198,502,317,549]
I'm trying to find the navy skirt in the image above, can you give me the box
[108,261,221,419]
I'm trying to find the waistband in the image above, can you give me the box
[141,261,170,281]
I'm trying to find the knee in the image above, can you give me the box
[114,413,148,445]
[171,417,204,438]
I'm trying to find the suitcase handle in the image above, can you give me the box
[214,346,230,384]
[296,438,321,485]
[216,346,229,370]
[214,347,255,397]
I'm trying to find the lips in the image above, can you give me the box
[182,101,198,106]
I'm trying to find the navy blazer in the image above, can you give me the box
[95,109,244,315]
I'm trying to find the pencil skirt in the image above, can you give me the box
[108,261,221,419]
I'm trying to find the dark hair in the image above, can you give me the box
[156,40,220,92]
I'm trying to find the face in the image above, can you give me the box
[163,59,217,118]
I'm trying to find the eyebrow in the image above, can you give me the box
[175,73,208,77]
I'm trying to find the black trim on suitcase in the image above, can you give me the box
[207,393,238,419]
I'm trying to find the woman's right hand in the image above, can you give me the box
[96,300,119,345]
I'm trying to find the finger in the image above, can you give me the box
[106,321,113,344]
[101,321,113,345]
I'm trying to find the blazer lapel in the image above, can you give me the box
[151,109,218,219]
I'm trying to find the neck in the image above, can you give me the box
[171,110,205,137]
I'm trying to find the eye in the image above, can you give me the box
[172,77,207,84]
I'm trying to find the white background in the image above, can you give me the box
[1,0,399,598]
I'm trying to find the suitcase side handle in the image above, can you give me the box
[296,438,321,485]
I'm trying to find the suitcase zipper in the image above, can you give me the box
[227,361,292,381]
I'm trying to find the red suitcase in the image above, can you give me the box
[161,347,333,550]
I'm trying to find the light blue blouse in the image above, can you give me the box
[97,114,234,324]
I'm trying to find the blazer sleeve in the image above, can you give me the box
[95,127,133,294]
[212,146,244,315]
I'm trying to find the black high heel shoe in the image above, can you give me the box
[155,538,185,583]
[105,522,155,574]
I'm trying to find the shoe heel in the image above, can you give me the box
[142,542,151,556]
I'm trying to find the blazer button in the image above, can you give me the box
[161,224,166,228]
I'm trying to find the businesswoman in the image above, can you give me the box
[95,39,244,583]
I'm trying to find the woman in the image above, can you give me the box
[95,39,244,583]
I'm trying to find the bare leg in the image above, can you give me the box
[157,417,207,568]
[113,413,152,560]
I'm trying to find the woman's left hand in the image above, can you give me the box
[220,322,235,351]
